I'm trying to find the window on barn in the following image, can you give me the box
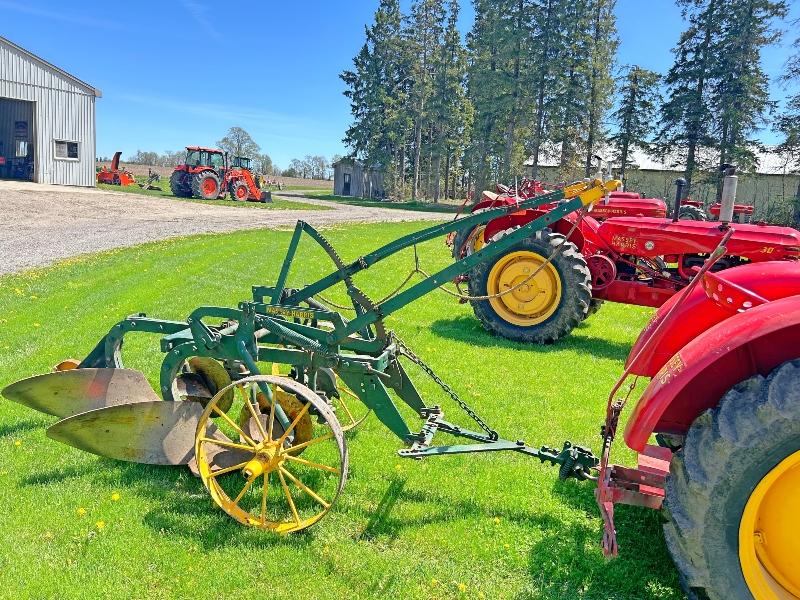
[54,140,79,160]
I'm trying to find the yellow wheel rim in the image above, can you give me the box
[739,450,800,599]
[487,250,562,327]
[196,376,346,534]
[465,226,486,256]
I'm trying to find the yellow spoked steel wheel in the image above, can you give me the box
[487,250,562,327]
[739,450,800,599]
[195,375,348,533]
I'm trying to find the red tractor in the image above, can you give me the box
[452,166,800,343]
[593,251,800,599]
[169,147,270,202]
[96,152,136,186]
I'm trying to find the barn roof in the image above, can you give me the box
[524,144,800,175]
[0,35,102,97]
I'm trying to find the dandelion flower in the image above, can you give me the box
[13,440,21,447]
[77,507,87,517]
[95,520,105,530]
[457,583,467,593]
[478,593,486,599]
[493,516,501,525]
[111,492,121,502]
[431,579,439,587]
[33,322,41,328]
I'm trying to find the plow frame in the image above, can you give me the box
[74,181,617,461]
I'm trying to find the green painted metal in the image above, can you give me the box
[57,181,612,479]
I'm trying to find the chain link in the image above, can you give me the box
[391,332,498,440]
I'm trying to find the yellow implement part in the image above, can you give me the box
[577,179,622,206]
[487,250,562,327]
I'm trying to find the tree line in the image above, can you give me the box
[341,0,800,202]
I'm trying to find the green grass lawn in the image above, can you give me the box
[0,222,682,600]
[305,191,464,213]
[97,178,326,211]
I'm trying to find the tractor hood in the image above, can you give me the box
[598,217,800,260]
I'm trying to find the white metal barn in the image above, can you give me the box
[0,36,100,186]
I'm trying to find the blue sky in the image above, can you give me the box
[1,0,797,168]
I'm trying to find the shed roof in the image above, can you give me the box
[0,35,102,97]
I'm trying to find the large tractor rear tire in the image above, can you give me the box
[678,204,707,221]
[169,171,192,197]
[467,229,591,343]
[191,171,221,200]
[663,360,800,600]
[584,299,604,320]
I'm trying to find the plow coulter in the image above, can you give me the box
[2,179,617,534]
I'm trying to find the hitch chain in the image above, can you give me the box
[391,333,499,441]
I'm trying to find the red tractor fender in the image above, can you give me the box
[623,294,800,452]
[627,260,800,378]
[483,209,590,251]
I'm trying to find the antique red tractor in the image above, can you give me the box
[96,151,135,186]
[453,167,800,343]
[169,147,270,202]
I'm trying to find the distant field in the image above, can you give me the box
[304,191,465,213]
[95,162,333,190]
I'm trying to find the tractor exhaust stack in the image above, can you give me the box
[718,164,738,226]
[672,178,687,222]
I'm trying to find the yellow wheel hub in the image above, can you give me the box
[487,250,562,326]
[739,450,800,599]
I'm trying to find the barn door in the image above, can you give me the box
[343,173,351,196]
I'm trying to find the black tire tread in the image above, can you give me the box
[467,229,591,343]
[678,204,708,221]
[169,170,192,197]
[191,170,221,200]
[664,359,800,600]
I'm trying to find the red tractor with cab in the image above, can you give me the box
[169,147,270,203]
[452,166,800,343]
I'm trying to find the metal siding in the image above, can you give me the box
[0,38,97,186]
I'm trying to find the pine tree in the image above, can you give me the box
[776,23,800,223]
[341,0,409,198]
[658,0,724,193]
[583,0,618,176]
[609,66,661,182]
[710,0,786,188]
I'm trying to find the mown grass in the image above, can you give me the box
[305,191,464,213]
[97,177,326,211]
[0,222,682,600]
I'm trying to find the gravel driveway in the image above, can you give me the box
[0,181,442,275]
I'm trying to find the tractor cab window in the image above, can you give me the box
[186,150,203,166]
[233,157,251,170]
[210,153,225,169]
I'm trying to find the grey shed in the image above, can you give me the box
[0,35,101,186]
[333,158,385,199]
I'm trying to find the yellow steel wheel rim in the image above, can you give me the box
[739,450,800,599]
[196,376,346,534]
[487,250,562,327]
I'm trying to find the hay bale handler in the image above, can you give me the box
[4,176,799,599]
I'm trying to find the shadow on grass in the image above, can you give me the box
[429,316,631,362]
[20,465,85,486]
[0,418,43,437]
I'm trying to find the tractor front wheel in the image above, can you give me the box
[192,171,221,200]
[467,229,591,343]
[229,180,250,202]
[663,359,800,600]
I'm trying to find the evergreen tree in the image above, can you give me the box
[776,23,800,224]
[609,66,661,182]
[710,0,787,187]
[658,0,724,193]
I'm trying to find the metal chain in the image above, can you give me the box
[391,332,498,440]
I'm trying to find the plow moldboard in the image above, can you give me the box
[1,368,160,418]
[46,400,203,465]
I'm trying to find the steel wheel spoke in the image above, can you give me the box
[243,395,268,441]
[337,392,356,425]
[276,400,312,446]
[280,466,330,509]
[267,390,276,442]
[284,453,341,474]
[232,478,254,507]
[261,471,270,525]
[213,404,257,447]
[278,469,300,525]
[199,437,255,453]
[288,432,334,453]
[207,460,250,478]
